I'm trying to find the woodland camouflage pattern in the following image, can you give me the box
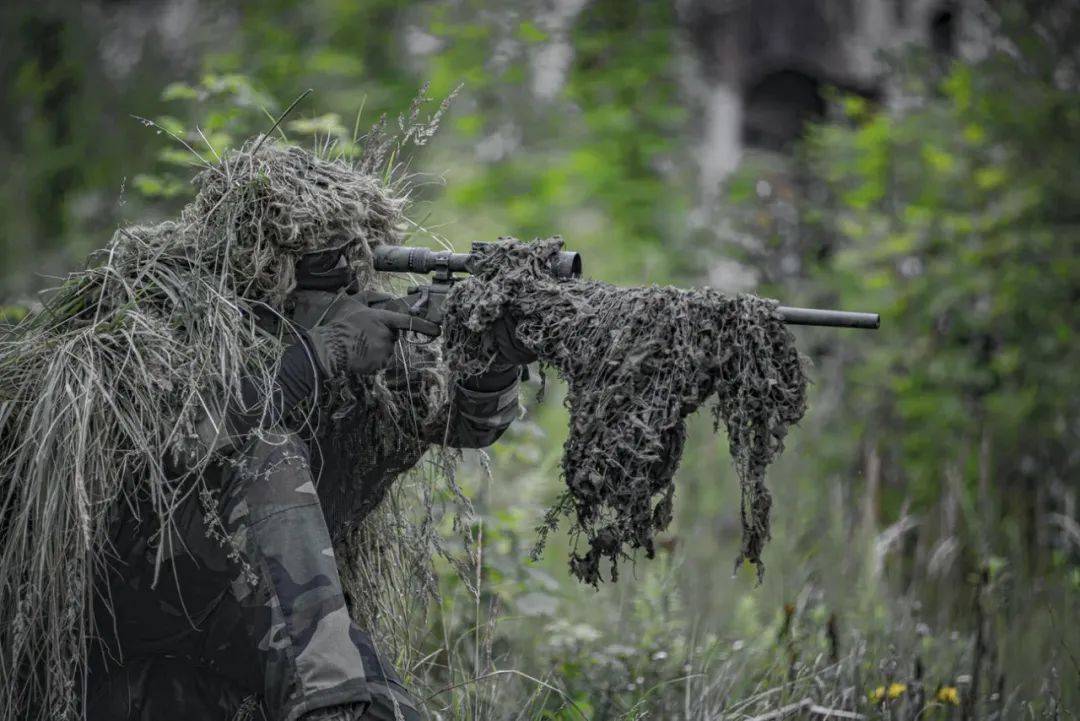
[88,354,520,720]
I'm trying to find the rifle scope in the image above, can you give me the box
[373,245,583,279]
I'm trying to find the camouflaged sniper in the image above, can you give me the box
[0,137,521,721]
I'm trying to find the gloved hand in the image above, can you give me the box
[306,294,440,380]
[372,290,537,372]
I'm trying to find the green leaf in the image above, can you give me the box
[161,82,199,102]
[517,21,548,44]
[285,113,349,139]
[974,165,1006,190]
[132,173,188,198]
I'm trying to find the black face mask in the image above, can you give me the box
[286,241,364,330]
[294,242,356,292]
[251,243,356,335]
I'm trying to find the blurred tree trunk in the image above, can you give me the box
[22,15,78,248]
[861,442,881,532]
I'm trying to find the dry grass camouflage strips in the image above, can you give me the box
[0,117,807,717]
[0,120,427,718]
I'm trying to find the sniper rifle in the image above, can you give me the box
[372,242,880,330]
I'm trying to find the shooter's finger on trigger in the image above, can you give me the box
[366,295,415,315]
[374,309,442,338]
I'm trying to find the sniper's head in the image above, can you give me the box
[184,140,406,309]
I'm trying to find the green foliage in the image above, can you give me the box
[801,45,1079,552]
[420,0,689,282]
[719,12,1078,709]
[0,4,201,294]
[0,305,28,325]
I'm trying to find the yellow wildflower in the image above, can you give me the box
[869,683,907,703]
[937,686,960,705]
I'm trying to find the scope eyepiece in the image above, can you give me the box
[554,250,582,278]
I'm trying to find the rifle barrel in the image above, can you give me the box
[777,306,880,329]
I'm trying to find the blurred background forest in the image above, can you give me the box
[1,0,1077,718]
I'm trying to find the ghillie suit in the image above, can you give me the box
[442,238,809,585]
[0,126,516,721]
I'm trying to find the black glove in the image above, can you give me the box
[306,295,440,380]
[374,288,537,370]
